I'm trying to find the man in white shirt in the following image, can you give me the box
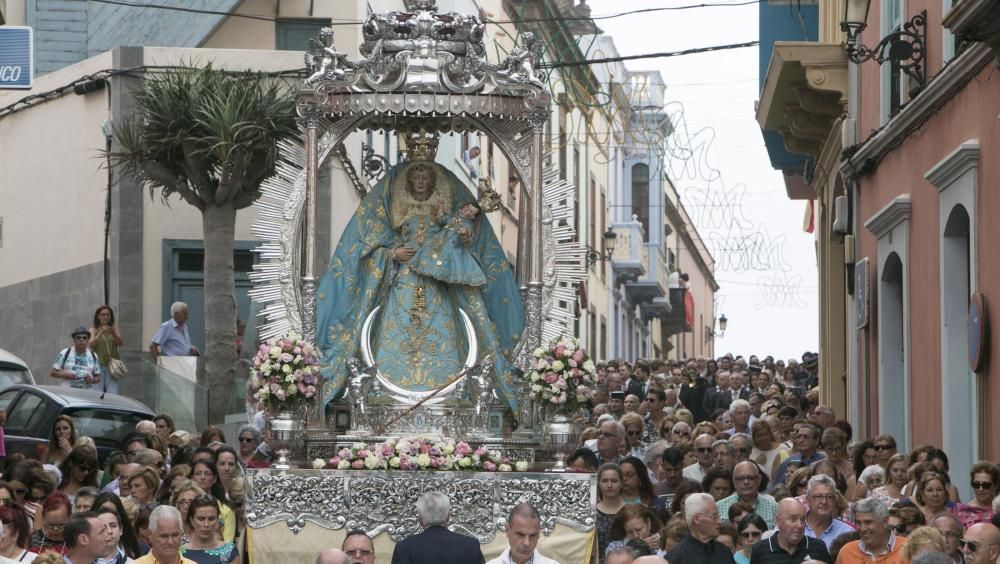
[682,433,716,482]
[487,503,558,564]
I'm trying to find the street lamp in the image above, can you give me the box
[705,313,728,342]
[840,0,927,90]
[585,228,618,267]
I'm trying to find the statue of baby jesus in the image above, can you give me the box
[409,201,488,287]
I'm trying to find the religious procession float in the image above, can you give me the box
[242,1,596,561]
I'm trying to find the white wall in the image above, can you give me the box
[0,52,114,287]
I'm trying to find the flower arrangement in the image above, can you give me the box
[525,336,596,412]
[249,332,322,412]
[326,437,529,473]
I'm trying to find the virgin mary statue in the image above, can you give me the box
[316,132,525,412]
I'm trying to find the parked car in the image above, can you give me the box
[0,348,35,391]
[0,385,154,465]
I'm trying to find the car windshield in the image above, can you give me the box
[65,408,148,449]
[0,368,31,390]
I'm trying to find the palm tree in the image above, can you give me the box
[110,64,299,422]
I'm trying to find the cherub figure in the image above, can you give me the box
[498,32,544,87]
[305,27,348,85]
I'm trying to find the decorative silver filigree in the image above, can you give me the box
[245,472,348,533]
[246,470,595,541]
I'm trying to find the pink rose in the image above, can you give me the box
[542,372,559,384]
[572,349,584,363]
[554,345,567,358]
[483,461,497,471]
[351,460,365,469]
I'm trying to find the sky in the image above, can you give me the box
[587,0,819,360]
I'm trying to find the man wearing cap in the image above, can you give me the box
[50,326,101,389]
[608,391,626,417]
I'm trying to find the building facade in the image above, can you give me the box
[758,0,1000,499]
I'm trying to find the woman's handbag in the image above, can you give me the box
[102,337,128,380]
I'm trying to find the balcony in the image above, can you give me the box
[629,241,670,309]
[610,217,646,284]
[943,0,1000,52]
[661,287,692,335]
[756,42,848,199]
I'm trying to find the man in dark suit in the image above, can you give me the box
[391,491,485,564]
[625,361,650,400]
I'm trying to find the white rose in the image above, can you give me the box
[337,460,351,470]
[515,461,529,472]
[582,359,596,372]
[458,457,473,468]
[551,360,564,372]
[416,453,431,467]
[282,364,293,374]
[533,347,546,357]
[311,458,326,469]
[530,371,540,382]
[270,346,281,358]
[364,455,381,469]
[498,463,512,472]
[389,456,401,468]
[531,384,543,393]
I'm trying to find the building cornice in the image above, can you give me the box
[841,43,994,180]
[925,140,980,191]
[756,42,848,160]
[943,0,1000,51]
[864,195,912,238]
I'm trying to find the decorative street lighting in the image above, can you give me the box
[840,0,927,90]
[585,228,618,267]
[705,313,728,342]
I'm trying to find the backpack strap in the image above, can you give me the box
[59,347,72,370]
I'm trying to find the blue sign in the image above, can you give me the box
[0,27,33,89]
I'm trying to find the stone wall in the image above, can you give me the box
[0,261,105,383]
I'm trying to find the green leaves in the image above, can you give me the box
[108,63,298,209]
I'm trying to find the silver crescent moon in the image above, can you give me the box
[360,306,478,404]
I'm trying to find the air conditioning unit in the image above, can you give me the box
[832,195,849,235]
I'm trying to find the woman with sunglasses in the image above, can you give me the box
[188,461,236,543]
[954,462,999,529]
[180,495,239,563]
[36,416,76,467]
[733,513,766,564]
[28,492,71,557]
[0,501,35,562]
[56,445,98,500]
[235,426,265,469]
[619,414,647,459]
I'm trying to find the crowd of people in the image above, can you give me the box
[24,300,1000,563]
[0,412,268,563]
[568,353,1000,564]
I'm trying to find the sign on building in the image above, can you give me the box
[0,27,33,89]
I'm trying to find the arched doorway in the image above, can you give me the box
[941,204,976,499]
[879,252,907,447]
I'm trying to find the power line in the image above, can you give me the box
[542,42,760,68]
[86,0,765,25]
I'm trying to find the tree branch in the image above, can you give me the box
[140,161,206,211]
[181,139,216,201]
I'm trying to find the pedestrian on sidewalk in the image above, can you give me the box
[50,326,101,389]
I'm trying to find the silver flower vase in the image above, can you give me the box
[267,409,305,470]
[542,410,581,472]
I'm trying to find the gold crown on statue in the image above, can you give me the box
[477,189,503,213]
[404,130,440,161]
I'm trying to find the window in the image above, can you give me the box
[275,19,332,51]
[66,408,149,450]
[6,392,45,432]
[632,163,650,240]
[0,390,19,416]
[880,0,904,121]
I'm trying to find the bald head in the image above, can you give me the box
[633,557,669,564]
[777,498,805,518]
[963,523,1000,563]
[316,549,349,564]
